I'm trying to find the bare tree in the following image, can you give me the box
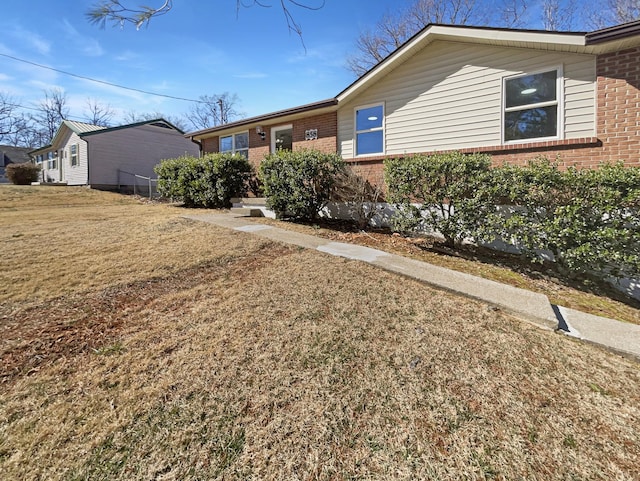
[500,0,528,27]
[346,0,585,76]
[86,0,326,40]
[0,93,21,143]
[84,98,115,127]
[184,93,242,131]
[347,0,494,76]
[588,0,640,29]
[33,89,69,144]
[122,110,189,131]
[346,12,410,76]
[542,0,577,30]
[408,0,483,26]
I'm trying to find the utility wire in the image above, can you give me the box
[0,52,201,103]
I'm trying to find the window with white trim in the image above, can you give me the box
[503,69,560,142]
[220,132,249,159]
[70,144,78,166]
[355,104,384,156]
[47,151,57,170]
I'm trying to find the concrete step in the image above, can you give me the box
[230,207,264,217]
[231,197,267,207]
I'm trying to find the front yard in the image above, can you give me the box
[1,186,639,480]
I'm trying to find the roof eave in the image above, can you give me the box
[586,19,640,44]
[187,98,338,140]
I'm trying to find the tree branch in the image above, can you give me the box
[86,0,173,29]
[87,0,326,42]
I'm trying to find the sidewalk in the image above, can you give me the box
[185,212,640,362]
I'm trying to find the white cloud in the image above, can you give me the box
[151,80,171,91]
[115,50,139,62]
[7,26,51,55]
[62,19,104,57]
[233,72,268,79]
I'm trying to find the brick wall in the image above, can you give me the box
[201,137,219,154]
[291,112,337,154]
[200,112,338,171]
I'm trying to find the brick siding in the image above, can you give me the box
[201,112,338,171]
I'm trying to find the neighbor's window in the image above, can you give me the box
[355,104,384,156]
[503,69,560,142]
[220,132,249,159]
[47,152,57,170]
[70,144,78,166]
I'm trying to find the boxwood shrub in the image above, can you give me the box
[155,153,252,208]
[384,151,495,247]
[259,149,345,221]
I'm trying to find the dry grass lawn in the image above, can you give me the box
[1,185,639,480]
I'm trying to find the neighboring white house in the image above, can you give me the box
[31,119,199,190]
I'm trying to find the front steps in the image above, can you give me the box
[230,198,273,218]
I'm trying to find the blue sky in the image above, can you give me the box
[0,1,397,128]
[0,1,587,131]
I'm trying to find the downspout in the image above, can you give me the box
[190,136,202,157]
[84,137,90,187]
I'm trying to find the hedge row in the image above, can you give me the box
[385,153,640,278]
[155,149,640,279]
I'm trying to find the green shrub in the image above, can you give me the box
[259,149,345,221]
[490,159,640,277]
[154,153,252,208]
[384,152,494,247]
[6,163,40,185]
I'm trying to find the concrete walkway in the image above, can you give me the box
[185,212,640,362]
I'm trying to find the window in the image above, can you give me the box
[47,152,57,170]
[355,104,384,156]
[220,132,249,159]
[503,69,560,142]
[70,144,78,166]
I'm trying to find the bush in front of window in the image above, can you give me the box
[154,153,252,208]
[489,158,640,278]
[259,149,345,221]
[6,163,41,185]
[384,151,495,247]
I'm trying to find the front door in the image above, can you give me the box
[271,125,293,152]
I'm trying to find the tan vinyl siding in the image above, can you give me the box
[338,40,596,158]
